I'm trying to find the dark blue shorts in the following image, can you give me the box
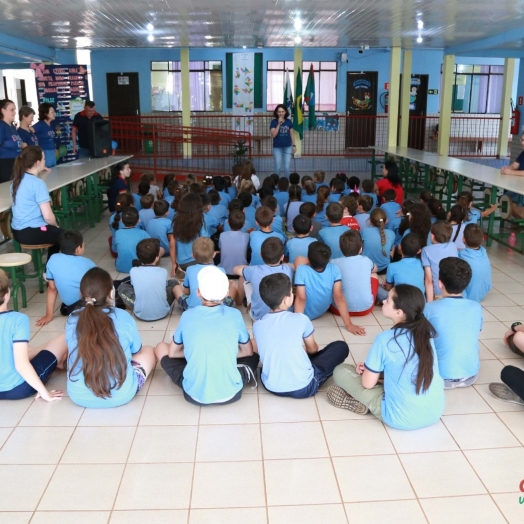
[0,350,57,400]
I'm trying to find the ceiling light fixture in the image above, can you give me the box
[417,36,423,43]
[243,45,247,49]
[148,34,154,42]
[147,23,154,31]
[294,18,302,31]
[294,35,302,44]
[417,20,424,30]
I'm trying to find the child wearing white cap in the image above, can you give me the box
[155,265,259,405]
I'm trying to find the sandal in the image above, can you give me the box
[327,386,369,415]
[489,383,524,406]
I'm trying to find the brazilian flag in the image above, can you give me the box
[304,64,316,130]
[293,67,303,140]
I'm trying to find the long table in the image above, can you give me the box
[372,146,524,249]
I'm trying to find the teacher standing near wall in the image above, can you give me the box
[33,103,57,168]
[0,99,23,183]
[270,104,296,179]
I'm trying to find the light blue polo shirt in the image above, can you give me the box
[332,255,374,312]
[243,264,295,320]
[204,212,220,236]
[114,227,151,273]
[424,297,483,380]
[66,308,141,408]
[382,201,402,230]
[146,217,171,252]
[11,173,49,230]
[254,310,315,393]
[458,247,492,302]
[138,208,155,229]
[285,201,303,231]
[275,191,290,217]
[46,254,96,306]
[130,265,171,321]
[301,194,317,204]
[208,203,228,226]
[365,329,446,430]
[285,236,317,263]
[362,227,395,271]
[318,225,349,259]
[315,203,330,228]
[174,305,249,404]
[249,230,286,266]
[0,311,30,392]
[465,208,481,225]
[355,212,370,231]
[132,193,143,211]
[385,257,425,294]
[169,224,209,266]
[328,192,343,203]
[360,192,379,209]
[272,215,285,238]
[218,231,249,275]
[451,223,467,249]
[295,263,341,320]
[183,264,227,308]
[421,242,459,297]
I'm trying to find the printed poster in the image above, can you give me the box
[232,53,254,137]
[32,64,90,164]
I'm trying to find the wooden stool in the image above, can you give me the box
[0,253,32,311]
[13,241,53,293]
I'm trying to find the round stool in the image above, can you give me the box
[18,243,54,293]
[0,252,32,311]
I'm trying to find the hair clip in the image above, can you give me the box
[85,297,96,306]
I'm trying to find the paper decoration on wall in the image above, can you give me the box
[232,53,254,137]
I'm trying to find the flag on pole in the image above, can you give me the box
[294,66,304,140]
[304,63,316,130]
[283,69,294,111]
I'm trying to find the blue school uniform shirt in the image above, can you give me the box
[243,264,295,320]
[217,190,232,207]
[66,308,141,408]
[33,120,56,150]
[10,173,49,230]
[203,212,220,236]
[46,254,96,306]
[362,227,395,271]
[223,220,251,233]
[109,213,144,244]
[381,201,402,230]
[318,225,349,259]
[0,121,22,158]
[451,223,467,249]
[295,263,341,320]
[132,193,143,211]
[165,194,175,205]
[332,255,374,312]
[328,193,343,203]
[174,305,249,404]
[458,247,492,302]
[385,257,425,294]
[272,215,285,238]
[208,203,228,226]
[314,203,330,228]
[146,217,171,252]
[183,264,227,308]
[301,193,317,204]
[361,192,379,209]
[130,266,170,321]
[421,242,458,297]
[285,236,317,263]
[365,329,446,430]
[315,182,329,192]
[355,212,370,231]
[254,311,315,393]
[424,297,483,380]
[114,227,151,273]
[244,206,257,228]
[275,191,290,216]
[465,208,481,226]
[285,201,303,231]
[249,230,286,266]
[218,230,249,275]
[138,208,155,229]
[18,127,38,147]
[172,225,209,266]
[0,312,30,392]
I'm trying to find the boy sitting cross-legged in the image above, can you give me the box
[249,206,287,266]
[294,242,366,335]
[36,230,96,326]
[155,265,259,405]
[318,202,349,259]
[254,273,349,398]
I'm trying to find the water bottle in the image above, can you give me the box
[509,232,516,247]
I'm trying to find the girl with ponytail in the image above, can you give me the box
[448,204,468,249]
[328,284,445,430]
[66,267,156,407]
[10,145,63,260]
[362,208,395,274]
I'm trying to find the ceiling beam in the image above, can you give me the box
[446,27,524,56]
[0,32,56,63]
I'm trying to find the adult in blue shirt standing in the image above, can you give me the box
[10,146,63,260]
[0,99,23,183]
[17,106,38,148]
[33,103,57,168]
[270,104,296,179]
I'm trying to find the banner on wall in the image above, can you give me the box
[32,64,90,164]
[231,53,254,138]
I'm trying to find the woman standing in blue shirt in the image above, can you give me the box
[33,103,57,168]
[10,146,63,260]
[270,104,296,179]
[17,106,38,148]
[0,99,23,183]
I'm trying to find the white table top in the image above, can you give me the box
[0,155,132,213]
[373,146,524,195]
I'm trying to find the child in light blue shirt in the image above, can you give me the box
[318,203,349,259]
[114,208,152,273]
[424,257,483,388]
[422,221,458,301]
[355,194,373,230]
[328,178,345,203]
[145,200,171,253]
[381,189,402,231]
[138,194,155,230]
[458,223,492,302]
[208,190,228,226]
[132,181,150,211]
[249,206,286,266]
[285,214,316,263]
[294,241,365,335]
[360,179,379,209]
[218,211,249,276]
[361,208,395,273]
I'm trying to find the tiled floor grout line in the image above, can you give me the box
[255,379,271,524]
[186,393,202,522]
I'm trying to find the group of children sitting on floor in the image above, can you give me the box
[0,162,514,431]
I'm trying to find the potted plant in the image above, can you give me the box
[232,140,250,177]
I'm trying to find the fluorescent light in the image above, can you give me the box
[148,35,154,42]
[417,20,424,29]
[417,36,423,43]
[147,23,154,31]
[242,45,247,49]
[294,35,302,44]
[294,18,302,31]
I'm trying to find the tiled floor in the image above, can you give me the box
[1,216,524,524]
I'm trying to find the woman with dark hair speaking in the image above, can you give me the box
[270,104,296,179]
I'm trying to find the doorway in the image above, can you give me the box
[106,73,140,116]
[404,74,429,150]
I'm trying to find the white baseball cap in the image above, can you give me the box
[197,265,229,302]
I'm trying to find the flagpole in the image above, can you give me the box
[293,47,302,157]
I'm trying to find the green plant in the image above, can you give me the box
[232,140,250,165]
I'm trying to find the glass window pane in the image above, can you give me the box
[209,61,222,70]
[321,62,337,70]
[318,71,337,111]
[268,61,283,70]
[190,61,205,70]
[473,65,482,73]
[490,65,504,74]
[267,70,286,111]
[470,75,488,113]
[207,70,223,111]
[285,61,294,71]
[457,65,473,74]
[487,74,503,113]
[151,62,168,71]
[152,71,169,110]
[170,61,180,71]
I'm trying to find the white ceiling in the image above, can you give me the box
[0,0,523,50]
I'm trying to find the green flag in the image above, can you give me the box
[304,63,316,130]
[283,68,294,111]
[293,67,303,140]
